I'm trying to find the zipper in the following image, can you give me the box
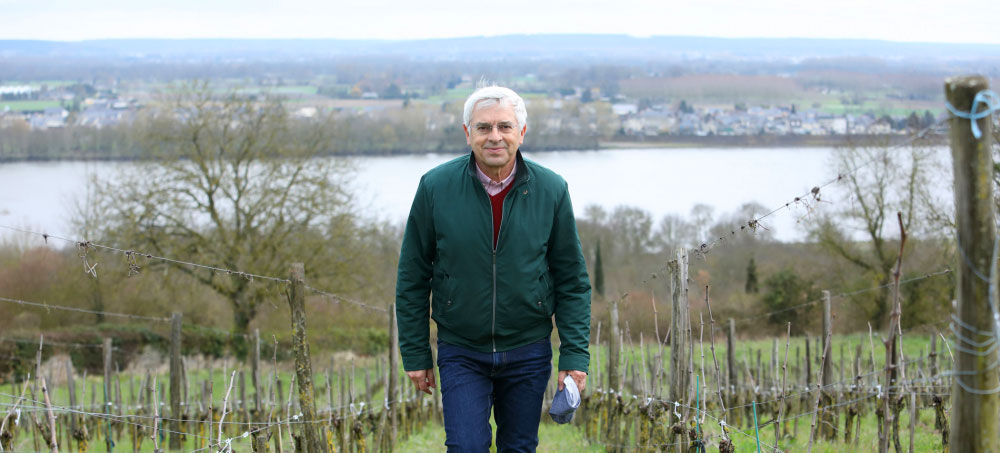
[491,182,519,353]
[487,183,512,354]
[483,181,499,353]
[491,249,497,353]
[478,158,527,354]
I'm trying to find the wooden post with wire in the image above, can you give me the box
[388,302,400,449]
[103,337,113,453]
[820,291,835,440]
[946,75,1000,452]
[252,328,262,418]
[169,312,182,450]
[287,263,328,453]
[606,293,622,448]
[668,247,690,449]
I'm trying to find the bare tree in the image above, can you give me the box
[808,142,936,326]
[80,84,375,341]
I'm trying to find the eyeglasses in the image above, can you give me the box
[472,122,517,134]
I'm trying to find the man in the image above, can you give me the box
[395,84,591,452]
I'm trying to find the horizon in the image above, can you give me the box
[4,33,1000,46]
[1,0,996,45]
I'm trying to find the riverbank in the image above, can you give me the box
[600,133,947,149]
[0,133,946,164]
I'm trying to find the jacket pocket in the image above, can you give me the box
[432,271,454,316]
[534,271,555,315]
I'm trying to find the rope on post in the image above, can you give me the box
[945,89,999,139]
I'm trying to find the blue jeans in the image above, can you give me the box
[437,338,553,452]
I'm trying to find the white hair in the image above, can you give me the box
[462,84,528,129]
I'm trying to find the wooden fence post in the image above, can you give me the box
[947,75,1000,452]
[169,312,182,450]
[287,263,327,453]
[820,290,835,440]
[606,294,622,448]
[669,248,690,425]
[66,357,77,450]
[252,328,262,417]
[103,337,113,452]
[388,302,400,448]
[608,295,622,393]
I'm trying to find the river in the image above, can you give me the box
[0,147,950,244]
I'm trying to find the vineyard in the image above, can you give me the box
[0,77,998,453]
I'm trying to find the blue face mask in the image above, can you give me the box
[548,375,581,424]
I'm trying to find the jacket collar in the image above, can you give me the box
[466,150,531,188]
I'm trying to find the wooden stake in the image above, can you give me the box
[287,263,326,452]
[169,312,183,450]
[946,74,1000,453]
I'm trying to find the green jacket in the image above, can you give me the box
[396,151,591,373]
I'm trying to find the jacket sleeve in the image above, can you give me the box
[548,182,592,373]
[395,176,436,371]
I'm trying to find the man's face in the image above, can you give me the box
[464,101,525,174]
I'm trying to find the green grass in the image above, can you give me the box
[1,80,75,88]
[1,100,61,112]
[271,85,319,95]
[589,331,941,382]
[422,87,476,104]
[398,417,604,452]
[394,407,945,452]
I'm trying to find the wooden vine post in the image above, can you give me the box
[946,75,1000,452]
[820,290,835,440]
[388,302,400,449]
[668,248,690,447]
[287,263,328,453]
[169,312,183,450]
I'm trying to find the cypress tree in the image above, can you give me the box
[745,257,759,294]
[594,239,605,297]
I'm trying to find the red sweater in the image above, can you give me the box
[489,182,514,249]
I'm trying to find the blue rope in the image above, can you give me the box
[945,89,1000,139]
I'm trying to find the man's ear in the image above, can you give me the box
[463,124,471,145]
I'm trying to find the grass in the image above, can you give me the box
[588,331,942,382]
[395,407,945,452]
[0,100,61,112]
[1,80,75,88]
[421,87,476,104]
[398,417,604,452]
[6,329,945,451]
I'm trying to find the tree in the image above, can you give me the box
[808,143,936,326]
[593,239,605,297]
[906,111,921,130]
[745,257,759,294]
[761,268,820,334]
[80,84,375,343]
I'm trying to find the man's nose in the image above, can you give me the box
[488,126,503,141]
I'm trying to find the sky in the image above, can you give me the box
[0,0,997,44]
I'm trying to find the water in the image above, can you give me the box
[0,147,947,244]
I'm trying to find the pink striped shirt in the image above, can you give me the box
[475,162,517,196]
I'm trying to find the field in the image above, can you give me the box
[0,100,61,112]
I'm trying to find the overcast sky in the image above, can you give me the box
[1,0,996,44]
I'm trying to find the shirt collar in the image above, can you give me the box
[475,161,517,196]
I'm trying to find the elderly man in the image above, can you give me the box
[395,84,591,452]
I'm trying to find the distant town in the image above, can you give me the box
[1,78,943,139]
[2,35,978,158]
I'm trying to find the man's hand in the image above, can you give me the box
[407,369,436,395]
[557,370,587,393]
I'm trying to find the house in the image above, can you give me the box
[29,107,68,129]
